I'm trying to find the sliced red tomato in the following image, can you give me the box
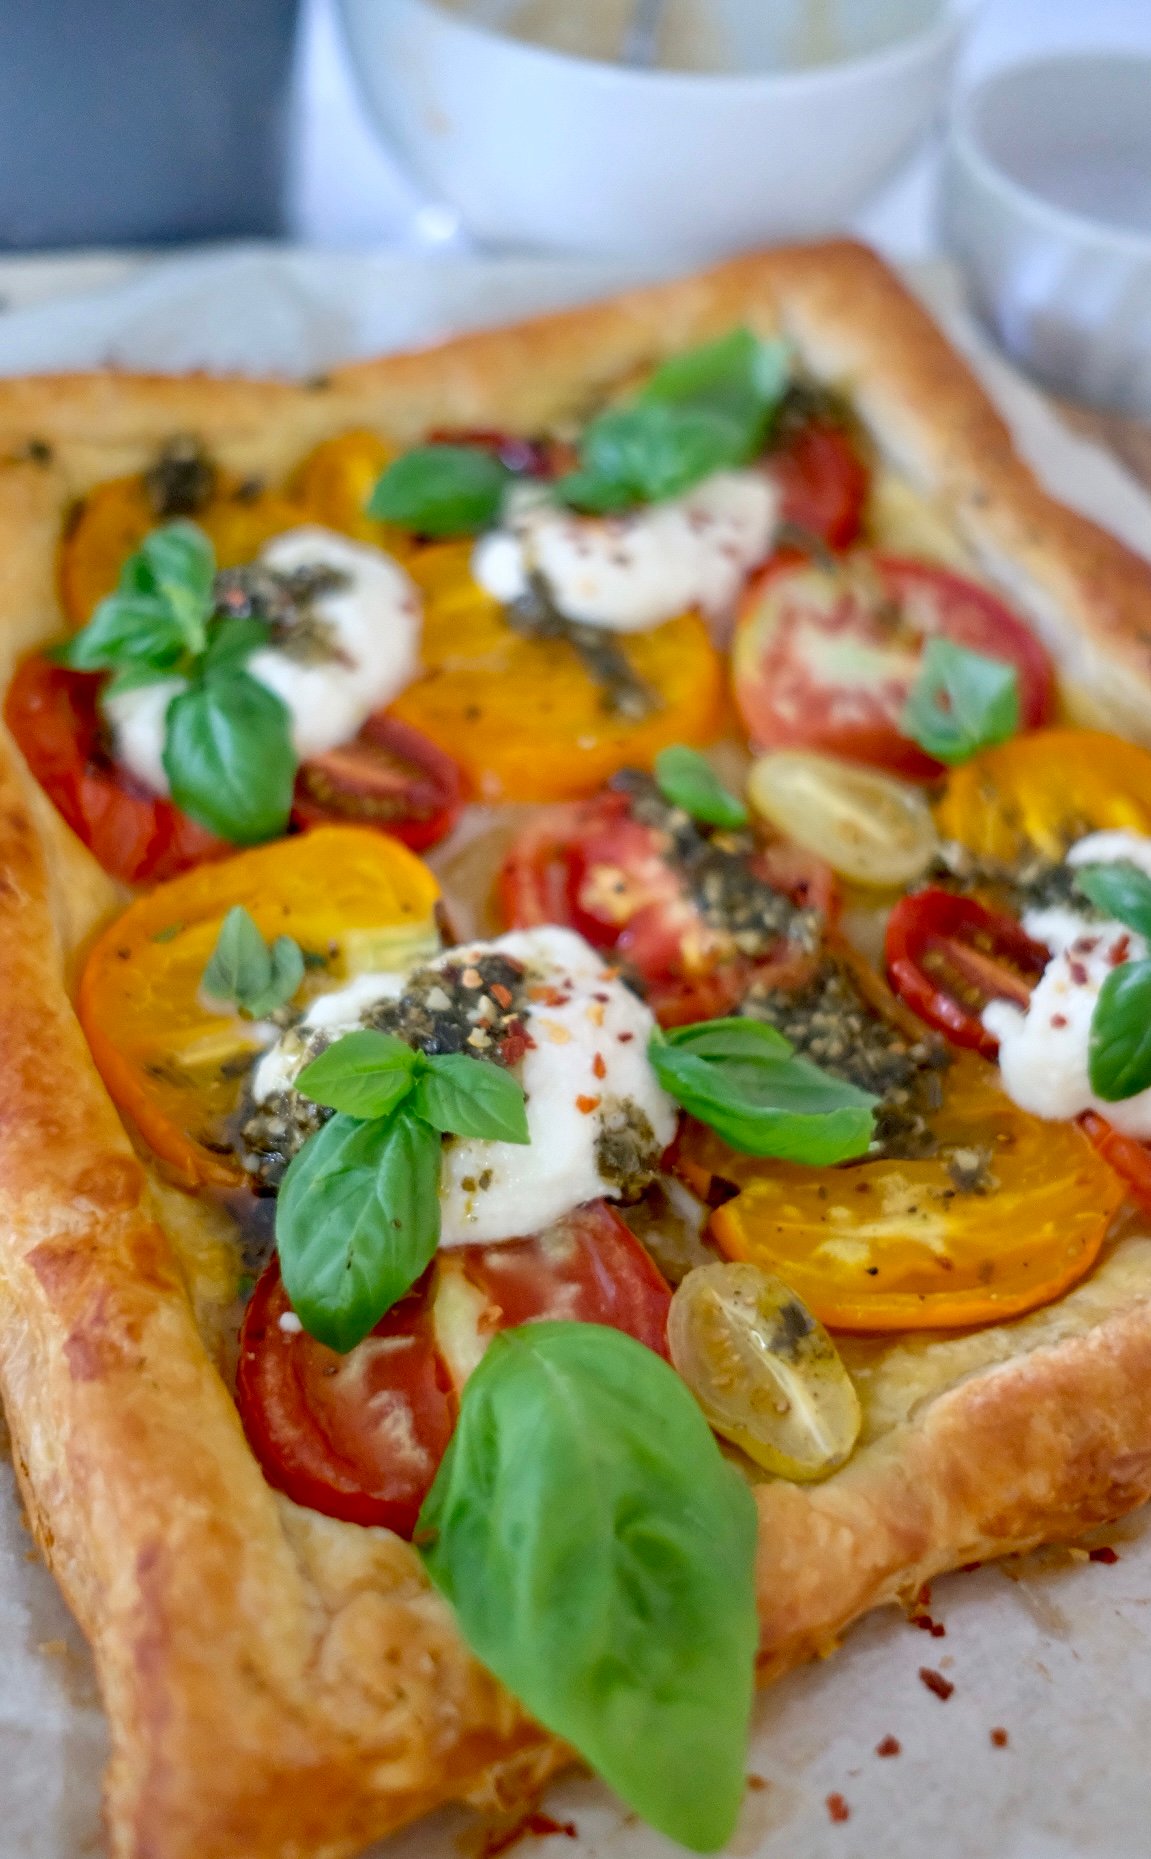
[885,889,1049,1059]
[3,653,228,886]
[292,712,464,853]
[499,786,833,1026]
[237,1202,671,1536]
[770,420,869,550]
[733,553,1054,779]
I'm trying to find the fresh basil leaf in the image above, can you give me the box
[101,662,186,700]
[277,1109,442,1352]
[201,905,304,1018]
[56,592,187,674]
[163,669,296,843]
[137,520,216,654]
[900,637,1021,766]
[1088,958,1151,1102]
[649,1037,875,1164]
[367,445,509,537]
[296,1029,422,1119]
[411,1053,530,1144]
[662,1017,792,1062]
[1074,861,1151,939]
[418,1321,758,1853]
[642,328,789,457]
[200,613,272,675]
[654,745,749,829]
[559,401,745,515]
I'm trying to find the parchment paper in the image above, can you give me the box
[1,246,1150,1859]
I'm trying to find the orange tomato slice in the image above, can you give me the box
[935,727,1151,866]
[390,541,725,803]
[679,1053,1123,1332]
[288,429,415,559]
[77,826,441,1190]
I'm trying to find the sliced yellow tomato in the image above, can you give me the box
[935,727,1151,865]
[679,1053,1123,1332]
[59,470,305,626]
[748,748,937,888]
[77,826,441,1190]
[667,1261,861,1479]
[390,541,725,802]
[289,429,415,559]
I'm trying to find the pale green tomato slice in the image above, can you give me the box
[747,748,937,888]
[668,1261,861,1481]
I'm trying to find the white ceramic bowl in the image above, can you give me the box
[337,0,964,260]
[942,54,1151,416]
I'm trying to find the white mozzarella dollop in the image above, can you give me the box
[106,526,421,798]
[471,470,777,634]
[252,925,677,1246]
[983,830,1151,1137]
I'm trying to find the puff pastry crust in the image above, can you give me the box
[2,242,1151,1859]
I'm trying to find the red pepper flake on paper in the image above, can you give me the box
[1089,1546,1119,1564]
[875,1735,902,1758]
[990,1727,1009,1749]
[919,1666,954,1701]
[826,1793,851,1824]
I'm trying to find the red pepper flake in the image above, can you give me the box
[826,1793,851,1825]
[479,1812,579,1859]
[912,1614,946,1637]
[746,1775,767,1793]
[617,1031,634,1043]
[990,1727,1009,1749]
[1089,1545,1119,1564]
[919,1667,954,1701]
[1069,959,1089,986]
[593,992,610,1004]
[959,1561,982,1574]
[529,984,569,1007]
[575,1095,601,1115]
[917,1582,932,1606]
[592,1052,607,1080]
[1111,934,1132,966]
[875,1735,901,1758]
[490,983,513,1009]
[1051,1014,1068,1029]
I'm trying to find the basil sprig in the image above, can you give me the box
[654,743,748,829]
[201,905,305,1018]
[367,327,789,535]
[1075,860,1151,1102]
[57,520,296,843]
[900,637,1021,766]
[418,1321,759,1852]
[648,1017,876,1163]
[277,1030,529,1351]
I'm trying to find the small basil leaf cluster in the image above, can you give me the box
[202,905,305,1019]
[648,1017,876,1164]
[368,326,789,535]
[1076,861,1151,1102]
[418,1321,759,1852]
[900,636,1020,766]
[654,743,748,829]
[276,1028,530,1353]
[56,520,296,843]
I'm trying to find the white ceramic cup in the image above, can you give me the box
[942,53,1151,416]
[337,0,965,260]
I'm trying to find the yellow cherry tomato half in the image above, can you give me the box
[682,1053,1124,1332]
[748,748,937,888]
[390,541,726,803]
[77,826,441,1190]
[668,1261,861,1480]
[935,727,1151,866]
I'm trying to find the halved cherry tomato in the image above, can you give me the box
[769,420,869,551]
[499,786,833,1025]
[390,541,725,803]
[678,1051,1123,1332]
[237,1202,671,1535]
[934,727,1151,867]
[292,712,463,852]
[885,889,1048,1059]
[733,553,1054,779]
[77,826,442,1189]
[4,653,229,885]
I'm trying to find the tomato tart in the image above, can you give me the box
[2,243,1151,1859]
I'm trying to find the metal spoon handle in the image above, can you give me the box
[621,0,667,68]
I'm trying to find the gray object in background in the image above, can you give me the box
[0,0,300,248]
